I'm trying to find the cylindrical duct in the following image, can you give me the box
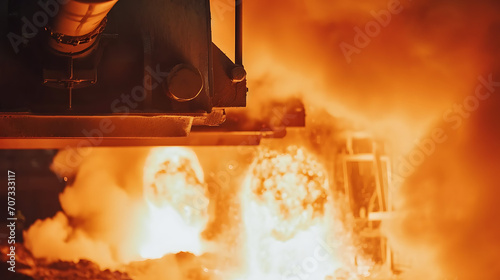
[47,0,118,54]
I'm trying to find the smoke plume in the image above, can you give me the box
[212,0,500,278]
[24,148,151,268]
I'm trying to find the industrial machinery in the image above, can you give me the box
[0,0,304,148]
[337,132,410,275]
[1,2,406,278]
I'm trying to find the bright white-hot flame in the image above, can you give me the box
[140,147,209,259]
[239,146,349,280]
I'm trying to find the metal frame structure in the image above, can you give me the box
[0,0,261,147]
[339,132,404,274]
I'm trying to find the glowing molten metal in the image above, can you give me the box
[140,147,209,259]
[240,146,347,280]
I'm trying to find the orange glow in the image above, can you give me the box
[22,147,211,270]
[245,146,329,241]
[140,147,209,259]
[16,0,500,279]
[239,146,370,280]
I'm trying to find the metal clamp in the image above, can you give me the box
[45,18,108,46]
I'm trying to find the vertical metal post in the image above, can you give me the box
[235,0,243,65]
[373,143,386,212]
[142,32,153,109]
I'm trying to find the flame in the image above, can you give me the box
[239,146,364,280]
[139,147,209,259]
[246,147,329,241]
[22,146,378,279]
[209,0,500,278]
[18,0,500,278]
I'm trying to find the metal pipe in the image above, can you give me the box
[235,0,242,65]
[47,0,118,54]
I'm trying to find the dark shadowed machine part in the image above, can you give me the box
[0,0,304,148]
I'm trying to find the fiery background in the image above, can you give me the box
[4,0,500,279]
[213,0,500,279]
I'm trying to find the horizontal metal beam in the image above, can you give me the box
[343,154,390,162]
[0,132,276,149]
[0,114,195,138]
[0,100,306,148]
[0,111,285,148]
[368,211,393,221]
